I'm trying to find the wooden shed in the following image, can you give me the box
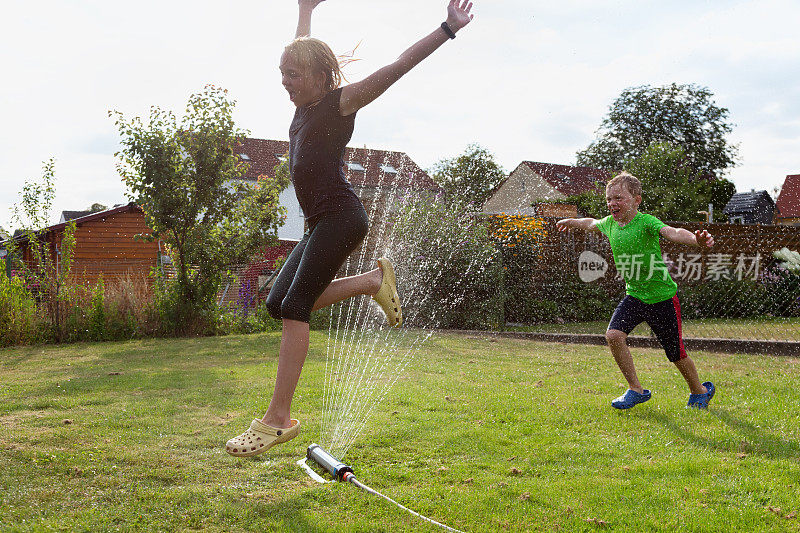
[8,203,160,286]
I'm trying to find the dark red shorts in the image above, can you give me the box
[608,295,687,362]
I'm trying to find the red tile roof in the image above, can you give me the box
[776,174,800,218]
[235,137,438,190]
[521,161,611,196]
[236,138,289,179]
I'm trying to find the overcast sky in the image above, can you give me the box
[2,0,798,230]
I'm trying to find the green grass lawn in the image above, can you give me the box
[1,332,799,532]
[513,317,800,342]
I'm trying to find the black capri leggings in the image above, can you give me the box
[266,208,369,323]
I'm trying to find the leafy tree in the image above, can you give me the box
[111,85,286,335]
[561,191,607,220]
[576,83,738,179]
[12,159,57,231]
[6,159,78,340]
[431,143,506,207]
[567,142,735,221]
[626,143,735,221]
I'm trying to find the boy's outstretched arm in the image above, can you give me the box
[659,226,715,247]
[339,0,474,116]
[296,0,325,38]
[556,217,600,232]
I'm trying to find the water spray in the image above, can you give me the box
[306,444,464,533]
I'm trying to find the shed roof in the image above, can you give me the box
[3,203,141,246]
[776,174,800,218]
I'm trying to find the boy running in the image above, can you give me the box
[556,172,716,410]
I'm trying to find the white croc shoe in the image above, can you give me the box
[225,418,300,457]
[372,257,402,327]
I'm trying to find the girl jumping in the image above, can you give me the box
[226,0,475,457]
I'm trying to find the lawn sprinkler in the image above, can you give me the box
[305,444,464,532]
[306,443,353,480]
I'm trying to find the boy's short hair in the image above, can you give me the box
[606,172,642,197]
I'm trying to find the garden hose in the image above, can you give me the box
[307,444,464,533]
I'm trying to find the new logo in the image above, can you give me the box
[578,251,608,282]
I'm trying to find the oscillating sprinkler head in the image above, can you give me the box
[307,444,354,481]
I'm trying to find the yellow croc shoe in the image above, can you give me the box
[225,419,300,457]
[372,257,402,327]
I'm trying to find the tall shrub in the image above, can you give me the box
[0,259,39,346]
[489,215,548,324]
[390,195,503,329]
[6,159,79,341]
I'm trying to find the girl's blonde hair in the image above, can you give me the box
[606,171,642,197]
[284,37,343,93]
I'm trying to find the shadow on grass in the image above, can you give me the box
[638,408,800,461]
[248,495,329,533]
[0,345,44,369]
[26,365,236,400]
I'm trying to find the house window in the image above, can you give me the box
[379,164,398,174]
[730,215,745,224]
[346,162,365,171]
[239,153,250,161]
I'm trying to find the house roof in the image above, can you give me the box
[235,137,438,190]
[4,203,141,245]
[776,174,800,218]
[722,190,774,214]
[519,161,611,196]
[61,209,99,223]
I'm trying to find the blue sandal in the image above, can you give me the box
[611,389,652,409]
[687,381,715,409]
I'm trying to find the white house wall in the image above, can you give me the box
[224,178,304,241]
[278,183,304,241]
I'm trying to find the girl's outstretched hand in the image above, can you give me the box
[446,0,474,32]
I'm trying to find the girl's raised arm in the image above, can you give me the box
[339,0,474,116]
[296,0,326,38]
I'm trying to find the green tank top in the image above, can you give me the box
[596,212,678,304]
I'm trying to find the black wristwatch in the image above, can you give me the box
[440,21,456,39]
